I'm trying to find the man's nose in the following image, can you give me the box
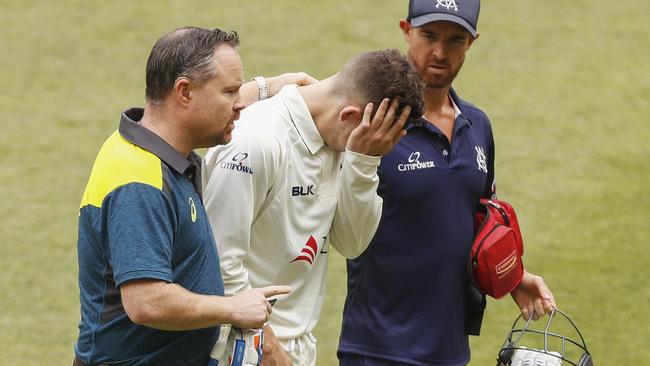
[431,41,446,61]
[234,100,245,112]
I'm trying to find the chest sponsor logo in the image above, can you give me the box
[219,152,254,175]
[436,0,459,11]
[292,185,314,196]
[398,151,435,172]
[475,146,488,174]
[188,197,197,223]
[291,236,319,265]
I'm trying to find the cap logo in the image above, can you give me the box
[436,0,459,11]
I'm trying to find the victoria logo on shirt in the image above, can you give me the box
[475,146,488,174]
[398,151,435,172]
[219,152,254,175]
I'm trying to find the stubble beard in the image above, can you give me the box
[213,130,232,146]
[420,56,465,91]
[424,64,463,91]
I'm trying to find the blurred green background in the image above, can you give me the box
[1,0,648,365]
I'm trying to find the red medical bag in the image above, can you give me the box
[469,199,525,299]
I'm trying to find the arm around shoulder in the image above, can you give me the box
[238,72,318,107]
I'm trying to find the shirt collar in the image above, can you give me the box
[406,88,470,133]
[118,107,201,175]
[449,88,470,131]
[279,85,324,155]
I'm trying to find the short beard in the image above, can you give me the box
[422,58,464,91]
[424,81,451,91]
[213,131,232,146]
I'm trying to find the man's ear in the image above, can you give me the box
[399,19,413,42]
[174,77,192,107]
[468,32,480,49]
[339,105,363,124]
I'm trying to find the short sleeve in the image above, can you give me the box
[103,183,175,287]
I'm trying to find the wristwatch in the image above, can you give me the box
[252,76,268,100]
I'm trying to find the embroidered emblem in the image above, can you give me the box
[475,146,488,173]
[436,0,459,11]
[189,197,197,223]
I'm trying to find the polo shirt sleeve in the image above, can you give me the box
[202,129,280,295]
[103,182,175,287]
[329,149,383,259]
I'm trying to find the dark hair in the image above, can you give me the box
[339,49,424,126]
[145,26,240,103]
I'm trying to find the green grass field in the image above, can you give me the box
[1,1,648,365]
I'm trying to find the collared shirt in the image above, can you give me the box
[74,108,223,365]
[338,89,496,366]
[203,85,383,339]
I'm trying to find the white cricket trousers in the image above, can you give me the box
[280,332,317,366]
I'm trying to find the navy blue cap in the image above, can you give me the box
[407,0,480,37]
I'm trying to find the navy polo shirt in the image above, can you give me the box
[338,90,495,365]
[74,108,224,365]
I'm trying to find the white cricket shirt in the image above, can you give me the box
[202,85,382,339]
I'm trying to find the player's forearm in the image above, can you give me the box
[122,280,234,331]
[330,150,383,258]
[239,80,264,107]
[239,72,317,107]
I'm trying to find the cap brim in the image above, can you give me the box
[410,13,477,38]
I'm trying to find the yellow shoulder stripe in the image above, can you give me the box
[80,131,163,208]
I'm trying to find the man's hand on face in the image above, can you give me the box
[346,98,411,156]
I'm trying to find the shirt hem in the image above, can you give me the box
[114,270,171,287]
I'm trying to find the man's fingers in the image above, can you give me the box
[260,285,292,298]
[371,98,391,128]
[361,102,375,127]
[304,75,319,85]
[542,294,556,314]
[387,105,411,136]
[533,299,545,319]
[377,98,399,132]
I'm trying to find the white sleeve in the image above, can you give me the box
[202,131,279,294]
[329,149,383,259]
